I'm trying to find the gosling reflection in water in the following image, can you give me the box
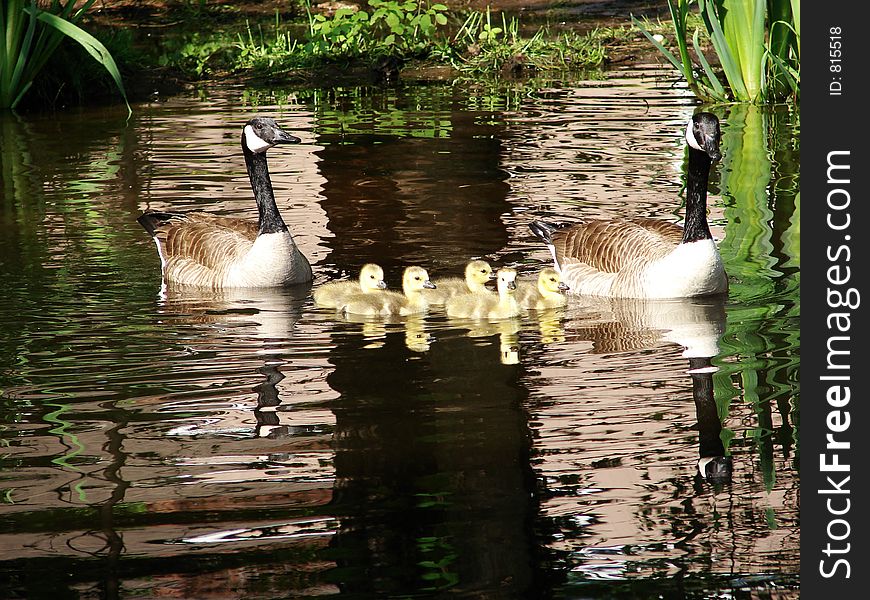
[339,312,433,353]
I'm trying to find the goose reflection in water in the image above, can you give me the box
[566,294,732,484]
[154,284,316,440]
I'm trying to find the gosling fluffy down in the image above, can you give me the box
[313,263,387,308]
[445,268,522,319]
[515,268,570,310]
[421,260,494,305]
[341,266,436,316]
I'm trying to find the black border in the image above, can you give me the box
[802,4,867,596]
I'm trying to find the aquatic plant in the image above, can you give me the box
[633,0,800,103]
[0,0,129,111]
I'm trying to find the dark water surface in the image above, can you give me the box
[1,68,799,598]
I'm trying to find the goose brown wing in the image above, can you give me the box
[552,218,683,273]
[146,212,259,270]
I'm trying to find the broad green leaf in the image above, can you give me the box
[30,7,130,114]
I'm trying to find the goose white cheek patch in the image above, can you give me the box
[244,125,273,153]
[685,120,703,151]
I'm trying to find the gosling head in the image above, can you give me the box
[402,266,437,294]
[685,112,721,163]
[464,260,494,289]
[538,267,570,295]
[243,116,301,154]
[496,268,518,295]
[358,263,388,293]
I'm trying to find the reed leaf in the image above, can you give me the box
[1,0,129,112]
[692,28,726,98]
[640,0,798,103]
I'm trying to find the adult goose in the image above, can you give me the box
[137,116,313,288]
[529,112,728,299]
[313,263,387,308]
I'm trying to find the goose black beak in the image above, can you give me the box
[274,130,302,145]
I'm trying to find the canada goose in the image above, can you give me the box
[529,112,728,299]
[516,268,569,310]
[313,263,387,308]
[341,266,436,316]
[445,268,522,319]
[420,259,494,305]
[137,116,312,288]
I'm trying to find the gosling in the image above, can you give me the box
[341,266,436,316]
[313,263,387,308]
[421,259,494,305]
[515,268,570,310]
[445,268,522,319]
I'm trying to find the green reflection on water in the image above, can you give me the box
[711,103,800,492]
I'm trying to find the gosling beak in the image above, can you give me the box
[424,280,436,289]
[507,281,516,290]
[558,282,570,291]
[377,281,388,289]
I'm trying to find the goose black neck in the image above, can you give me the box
[682,147,714,243]
[243,144,287,235]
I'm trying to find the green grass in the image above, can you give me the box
[154,4,615,83]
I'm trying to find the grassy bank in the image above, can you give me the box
[17,1,667,109]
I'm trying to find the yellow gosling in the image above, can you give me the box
[516,268,570,310]
[314,263,387,308]
[341,266,436,316]
[445,268,521,319]
[421,259,494,305]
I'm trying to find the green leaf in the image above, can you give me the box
[435,13,448,25]
[23,6,130,114]
[631,15,684,74]
[692,28,727,99]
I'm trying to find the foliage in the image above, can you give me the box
[633,0,800,103]
[158,3,614,82]
[306,0,450,57]
[0,0,129,111]
[447,7,606,74]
